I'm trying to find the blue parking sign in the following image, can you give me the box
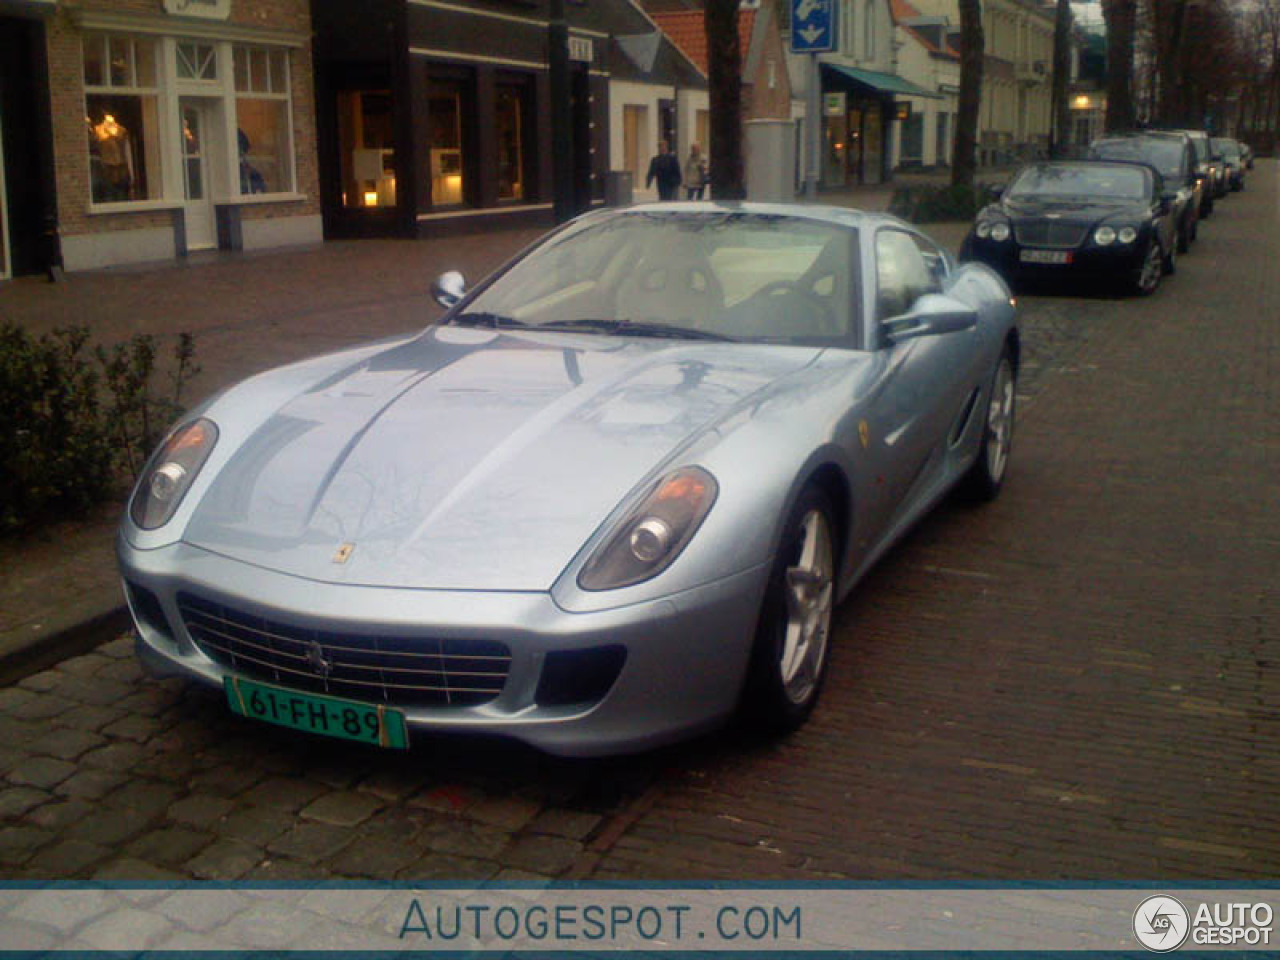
[791,0,835,53]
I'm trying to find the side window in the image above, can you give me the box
[874,229,943,322]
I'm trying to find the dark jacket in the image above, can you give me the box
[646,153,682,195]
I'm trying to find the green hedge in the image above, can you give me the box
[0,324,199,533]
[888,182,1001,223]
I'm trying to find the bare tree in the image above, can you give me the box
[1102,0,1137,130]
[705,0,746,199]
[1050,0,1073,156]
[952,0,984,186]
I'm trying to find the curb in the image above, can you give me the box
[0,592,130,687]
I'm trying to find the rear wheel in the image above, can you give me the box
[1163,232,1177,275]
[742,485,837,733]
[1177,215,1191,253]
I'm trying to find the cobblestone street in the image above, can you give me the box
[1,168,1276,886]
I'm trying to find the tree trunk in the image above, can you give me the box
[705,0,745,200]
[952,0,984,187]
[1050,0,1073,157]
[1102,0,1136,131]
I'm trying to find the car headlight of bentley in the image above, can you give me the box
[579,466,719,591]
[975,221,992,239]
[130,418,218,530]
[990,222,1011,242]
[1094,226,1117,246]
[1117,226,1138,244]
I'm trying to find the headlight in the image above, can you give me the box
[1118,227,1138,244]
[975,222,992,239]
[578,466,718,591]
[130,418,218,530]
[990,222,1011,242]
[1094,226,1117,246]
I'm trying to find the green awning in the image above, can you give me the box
[822,63,941,99]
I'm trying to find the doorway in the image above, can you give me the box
[179,98,216,250]
[623,104,647,187]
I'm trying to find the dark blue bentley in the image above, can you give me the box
[962,161,1179,296]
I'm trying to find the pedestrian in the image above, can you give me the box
[683,143,708,200]
[645,140,682,201]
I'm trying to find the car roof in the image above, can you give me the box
[1095,130,1188,144]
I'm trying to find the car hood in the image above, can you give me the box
[185,325,823,591]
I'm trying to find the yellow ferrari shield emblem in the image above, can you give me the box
[332,542,355,564]
[858,420,870,449]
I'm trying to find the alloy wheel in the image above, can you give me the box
[780,510,834,706]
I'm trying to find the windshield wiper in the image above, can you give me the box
[529,318,735,341]
[451,311,524,329]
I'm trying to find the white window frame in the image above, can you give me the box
[82,33,177,211]
[231,43,298,198]
[81,33,302,214]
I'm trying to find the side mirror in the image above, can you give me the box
[1157,196,1173,215]
[987,184,1006,202]
[883,293,978,344]
[431,270,467,309]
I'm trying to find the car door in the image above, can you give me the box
[857,227,980,534]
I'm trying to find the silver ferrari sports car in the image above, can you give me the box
[118,203,1018,757]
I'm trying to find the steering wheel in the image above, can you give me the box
[749,280,836,334]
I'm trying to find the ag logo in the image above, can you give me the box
[1133,895,1190,952]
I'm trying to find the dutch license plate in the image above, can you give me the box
[224,677,409,749]
[1020,249,1073,264]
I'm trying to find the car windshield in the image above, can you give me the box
[1008,164,1149,201]
[1091,138,1184,179]
[1212,139,1240,160]
[456,211,857,342]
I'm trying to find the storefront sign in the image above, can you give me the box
[163,0,232,21]
[569,36,593,63]
[823,92,845,117]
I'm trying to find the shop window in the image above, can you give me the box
[83,35,163,204]
[495,83,529,201]
[234,46,294,194]
[428,79,468,207]
[337,90,395,208]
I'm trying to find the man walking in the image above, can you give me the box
[645,140,682,201]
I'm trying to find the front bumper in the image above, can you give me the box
[119,534,771,757]
[967,237,1146,282]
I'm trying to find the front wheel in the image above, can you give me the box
[959,350,1016,502]
[1131,241,1163,296]
[742,485,837,733]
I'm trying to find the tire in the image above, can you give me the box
[1131,241,1163,296]
[742,484,837,733]
[1201,195,1214,218]
[1163,231,1177,275]
[959,349,1015,502]
[1177,215,1191,253]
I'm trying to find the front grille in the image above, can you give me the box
[178,592,510,708]
[1014,221,1090,249]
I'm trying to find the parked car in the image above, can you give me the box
[1165,129,1218,216]
[1089,131,1201,252]
[1212,138,1246,191]
[118,203,1019,757]
[962,161,1178,296]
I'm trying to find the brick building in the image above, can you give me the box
[1,0,321,276]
